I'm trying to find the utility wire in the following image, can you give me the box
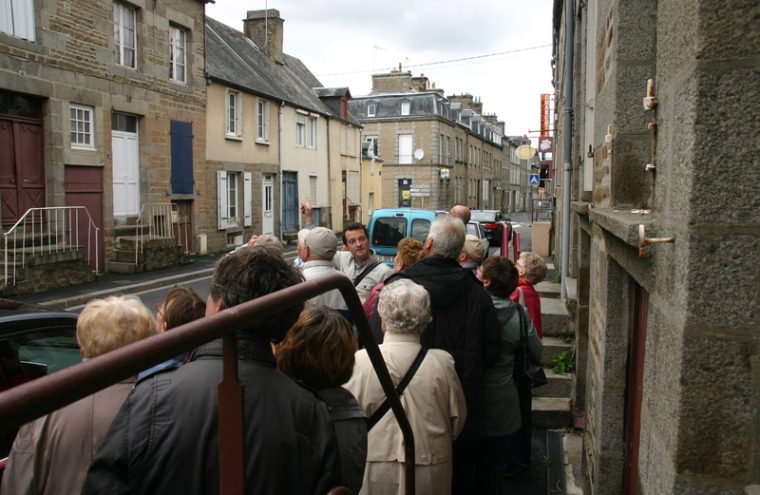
[317,43,552,77]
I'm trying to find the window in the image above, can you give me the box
[169,25,186,83]
[113,2,136,69]
[309,175,317,205]
[217,171,252,229]
[398,134,413,164]
[307,116,317,149]
[70,104,94,149]
[400,100,410,116]
[296,114,306,146]
[226,90,241,137]
[0,0,35,40]
[367,103,376,117]
[256,98,269,142]
[365,136,379,158]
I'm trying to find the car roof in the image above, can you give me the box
[0,299,78,335]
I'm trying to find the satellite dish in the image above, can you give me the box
[516,144,537,160]
[413,148,425,160]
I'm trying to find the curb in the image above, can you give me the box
[40,267,217,310]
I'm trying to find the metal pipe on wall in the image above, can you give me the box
[560,0,575,299]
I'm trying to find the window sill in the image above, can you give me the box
[255,139,270,146]
[71,145,96,151]
[225,135,243,142]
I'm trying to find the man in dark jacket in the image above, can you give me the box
[373,215,502,494]
[83,247,340,495]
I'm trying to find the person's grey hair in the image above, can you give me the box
[254,234,284,256]
[378,279,432,335]
[427,215,466,259]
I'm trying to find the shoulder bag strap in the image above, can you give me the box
[367,347,428,430]
[353,259,382,287]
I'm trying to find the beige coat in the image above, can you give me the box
[1,378,135,495]
[344,332,466,495]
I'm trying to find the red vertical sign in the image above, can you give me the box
[540,93,550,137]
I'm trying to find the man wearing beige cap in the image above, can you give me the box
[458,234,486,276]
[300,227,351,314]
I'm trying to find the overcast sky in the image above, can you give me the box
[205,1,555,139]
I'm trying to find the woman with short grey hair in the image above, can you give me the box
[377,278,431,335]
[345,279,466,495]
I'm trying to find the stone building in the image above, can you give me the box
[0,0,207,290]
[551,0,760,493]
[348,69,508,212]
[204,10,362,251]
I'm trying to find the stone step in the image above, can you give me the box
[106,260,141,274]
[116,236,176,250]
[535,280,561,298]
[533,369,573,398]
[532,396,573,429]
[540,336,573,367]
[110,248,142,264]
[541,297,573,337]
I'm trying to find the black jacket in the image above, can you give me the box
[83,336,340,495]
[378,256,502,446]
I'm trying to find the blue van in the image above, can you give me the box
[368,208,447,266]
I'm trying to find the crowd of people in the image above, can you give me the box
[1,202,548,495]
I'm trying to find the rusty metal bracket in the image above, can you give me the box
[638,224,674,257]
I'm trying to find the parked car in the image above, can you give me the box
[0,299,80,484]
[471,209,511,247]
[467,221,491,260]
[368,208,448,266]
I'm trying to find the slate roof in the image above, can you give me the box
[205,17,333,116]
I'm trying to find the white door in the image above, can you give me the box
[112,130,139,216]
[262,174,274,234]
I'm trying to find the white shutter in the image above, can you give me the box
[398,134,413,164]
[347,171,360,204]
[218,170,228,229]
[243,172,252,227]
[309,176,317,206]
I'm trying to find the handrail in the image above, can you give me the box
[3,206,100,287]
[0,272,416,495]
[134,203,179,265]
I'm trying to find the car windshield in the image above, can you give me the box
[471,211,498,222]
[372,217,407,247]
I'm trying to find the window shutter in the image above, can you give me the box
[217,170,228,229]
[243,172,252,227]
[170,121,194,194]
[347,171,360,204]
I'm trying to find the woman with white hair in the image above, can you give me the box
[344,279,467,495]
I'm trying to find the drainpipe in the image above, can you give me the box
[325,117,332,230]
[278,100,285,239]
[560,0,574,300]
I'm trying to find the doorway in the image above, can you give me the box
[623,283,648,494]
[262,174,274,234]
[112,113,139,217]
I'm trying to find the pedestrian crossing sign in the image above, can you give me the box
[529,173,540,187]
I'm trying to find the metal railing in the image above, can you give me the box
[3,206,100,287]
[134,203,180,265]
[0,273,416,495]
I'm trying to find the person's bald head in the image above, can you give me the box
[449,204,471,224]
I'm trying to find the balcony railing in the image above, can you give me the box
[2,206,100,287]
[0,273,416,495]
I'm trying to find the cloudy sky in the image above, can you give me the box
[206,1,555,139]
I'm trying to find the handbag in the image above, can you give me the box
[513,304,548,388]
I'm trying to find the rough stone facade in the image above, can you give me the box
[0,0,207,276]
[552,0,760,493]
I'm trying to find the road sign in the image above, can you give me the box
[529,174,540,187]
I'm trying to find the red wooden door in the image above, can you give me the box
[623,284,648,494]
[0,119,45,225]
[65,166,104,272]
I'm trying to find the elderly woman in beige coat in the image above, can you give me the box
[344,279,467,495]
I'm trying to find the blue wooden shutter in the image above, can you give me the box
[170,120,193,194]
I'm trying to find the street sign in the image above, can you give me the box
[529,174,540,187]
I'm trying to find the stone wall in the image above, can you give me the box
[554,0,760,493]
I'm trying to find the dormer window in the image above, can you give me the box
[400,100,411,116]
[367,103,376,117]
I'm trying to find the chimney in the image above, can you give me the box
[244,9,284,64]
